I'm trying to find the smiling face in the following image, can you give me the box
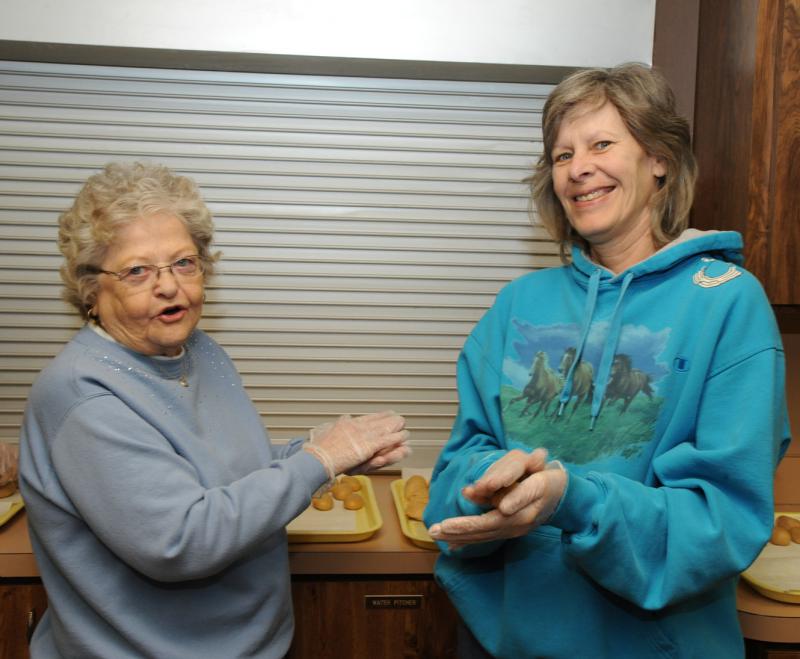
[551,101,666,265]
[93,213,204,356]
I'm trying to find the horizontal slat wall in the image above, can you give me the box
[0,60,558,465]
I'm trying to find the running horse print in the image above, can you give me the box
[557,347,594,420]
[506,351,563,418]
[604,353,654,414]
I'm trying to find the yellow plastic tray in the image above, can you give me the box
[0,492,24,528]
[390,479,437,551]
[287,475,382,543]
[741,512,800,604]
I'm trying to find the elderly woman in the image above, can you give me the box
[424,64,791,658]
[18,162,409,659]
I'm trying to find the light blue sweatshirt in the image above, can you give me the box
[424,230,791,659]
[19,326,328,658]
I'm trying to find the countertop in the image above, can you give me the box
[0,475,437,578]
[2,475,799,643]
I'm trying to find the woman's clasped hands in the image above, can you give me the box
[428,448,567,549]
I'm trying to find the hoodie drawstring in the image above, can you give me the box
[557,269,601,416]
[589,271,634,429]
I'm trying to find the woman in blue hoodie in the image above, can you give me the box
[424,63,791,659]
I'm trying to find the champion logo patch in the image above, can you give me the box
[692,259,742,288]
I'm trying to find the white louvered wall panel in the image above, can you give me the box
[0,60,558,466]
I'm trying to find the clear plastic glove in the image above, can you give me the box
[303,411,409,482]
[347,441,412,475]
[428,448,567,548]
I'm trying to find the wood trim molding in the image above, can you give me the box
[769,1,800,302]
[0,39,575,84]
[652,0,700,133]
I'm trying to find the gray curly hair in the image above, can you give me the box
[58,162,218,319]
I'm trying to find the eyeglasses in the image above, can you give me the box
[91,255,204,286]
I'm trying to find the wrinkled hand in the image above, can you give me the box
[304,411,410,480]
[462,448,548,509]
[428,449,567,548]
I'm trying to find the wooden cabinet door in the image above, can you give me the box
[742,0,800,306]
[0,581,47,659]
[287,577,458,659]
[746,638,800,658]
[693,0,800,310]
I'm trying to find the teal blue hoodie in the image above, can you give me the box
[424,230,791,659]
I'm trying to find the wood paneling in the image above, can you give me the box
[693,0,800,308]
[693,0,759,240]
[771,1,800,302]
[745,0,781,285]
[774,456,800,506]
[0,577,457,658]
[0,581,46,659]
[652,0,700,131]
[775,331,798,505]
[287,576,458,659]
[784,333,800,460]
[746,638,800,659]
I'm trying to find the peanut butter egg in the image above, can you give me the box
[331,482,354,501]
[770,526,791,546]
[340,475,362,492]
[311,493,334,511]
[343,493,364,510]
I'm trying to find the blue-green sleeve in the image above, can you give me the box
[549,335,791,609]
[424,307,511,558]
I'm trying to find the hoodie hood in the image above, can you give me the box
[557,230,744,429]
[570,229,744,283]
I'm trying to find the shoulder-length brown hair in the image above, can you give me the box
[529,63,698,262]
